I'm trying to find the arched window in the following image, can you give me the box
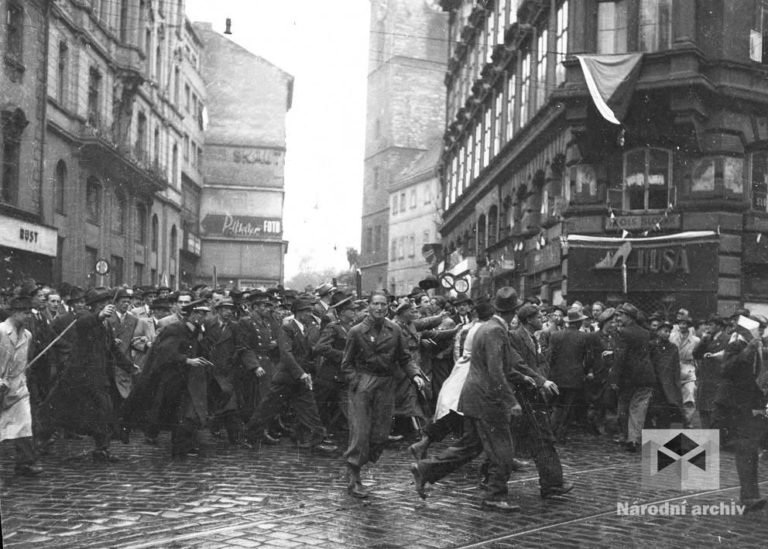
[112,188,127,234]
[86,177,102,224]
[151,214,159,251]
[477,213,487,251]
[54,160,66,214]
[135,203,147,244]
[169,224,177,259]
[488,205,498,247]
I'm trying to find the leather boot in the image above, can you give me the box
[408,436,430,460]
[346,463,369,499]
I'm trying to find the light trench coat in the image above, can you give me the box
[0,319,33,441]
[434,319,486,420]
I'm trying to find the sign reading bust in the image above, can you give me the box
[201,213,282,239]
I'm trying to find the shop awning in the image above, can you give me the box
[576,53,643,125]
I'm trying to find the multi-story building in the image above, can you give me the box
[387,139,442,296]
[194,23,292,289]
[45,0,197,288]
[178,19,205,289]
[360,0,448,292]
[438,0,768,318]
[0,0,54,288]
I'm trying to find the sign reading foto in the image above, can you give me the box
[200,213,282,239]
[642,429,719,491]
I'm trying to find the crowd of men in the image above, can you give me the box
[0,279,766,513]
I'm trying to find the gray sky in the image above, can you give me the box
[186,0,369,278]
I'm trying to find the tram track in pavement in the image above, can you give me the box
[114,464,760,549]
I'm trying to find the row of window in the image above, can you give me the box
[389,231,432,262]
[85,247,172,289]
[390,186,433,215]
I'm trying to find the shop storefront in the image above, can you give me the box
[565,232,720,319]
[0,215,58,288]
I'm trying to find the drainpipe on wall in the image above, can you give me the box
[39,0,51,221]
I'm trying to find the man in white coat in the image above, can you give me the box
[0,296,42,476]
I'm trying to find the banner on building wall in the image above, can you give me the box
[576,53,643,125]
[200,213,282,239]
[566,231,719,293]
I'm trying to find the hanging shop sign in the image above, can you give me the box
[0,215,58,257]
[567,231,719,293]
[605,213,681,232]
[526,244,562,274]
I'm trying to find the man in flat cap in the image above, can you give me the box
[105,288,141,402]
[611,303,657,452]
[313,282,337,329]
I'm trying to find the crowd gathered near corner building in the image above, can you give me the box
[1,277,767,514]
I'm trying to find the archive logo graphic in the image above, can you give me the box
[642,430,719,490]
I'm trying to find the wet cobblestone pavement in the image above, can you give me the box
[1,430,767,548]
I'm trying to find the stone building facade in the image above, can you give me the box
[44,0,199,288]
[387,139,442,296]
[0,0,53,288]
[360,0,448,292]
[194,23,292,289]
[438,0,768,318]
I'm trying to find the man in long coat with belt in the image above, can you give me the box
[0,296,42,475]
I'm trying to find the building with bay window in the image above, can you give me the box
[438,0,768,318]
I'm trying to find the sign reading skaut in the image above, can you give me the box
[200,213,282,239]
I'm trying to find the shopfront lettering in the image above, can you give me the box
[635,247,690,275]
[232,148,281,166]
[222,214,281,237]
[19,228,39,243]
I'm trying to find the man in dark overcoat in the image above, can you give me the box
[647,320,682,428]
[47,288,132,462]
[124,300,210,459]
[714,315,768,512]
[693,314,730,429]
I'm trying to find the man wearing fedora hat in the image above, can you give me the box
[548,306,602,442]
[412,288,565,508]
[105,288,141,401]
[313,282,337,329]
[0,296,42,476]
[451,293,474,327]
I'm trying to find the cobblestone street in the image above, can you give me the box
[1,430,767,548]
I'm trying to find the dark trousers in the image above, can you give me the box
[171,419,199,458]
[550,388,582,440]
[732,410,768,501]
[416,416,514,500]
[314,376,349,431]
[344,373,396,468]
[14,437,37,467]
[247,377,326,446]
[425,411,462,442]
[517,390,565,490]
